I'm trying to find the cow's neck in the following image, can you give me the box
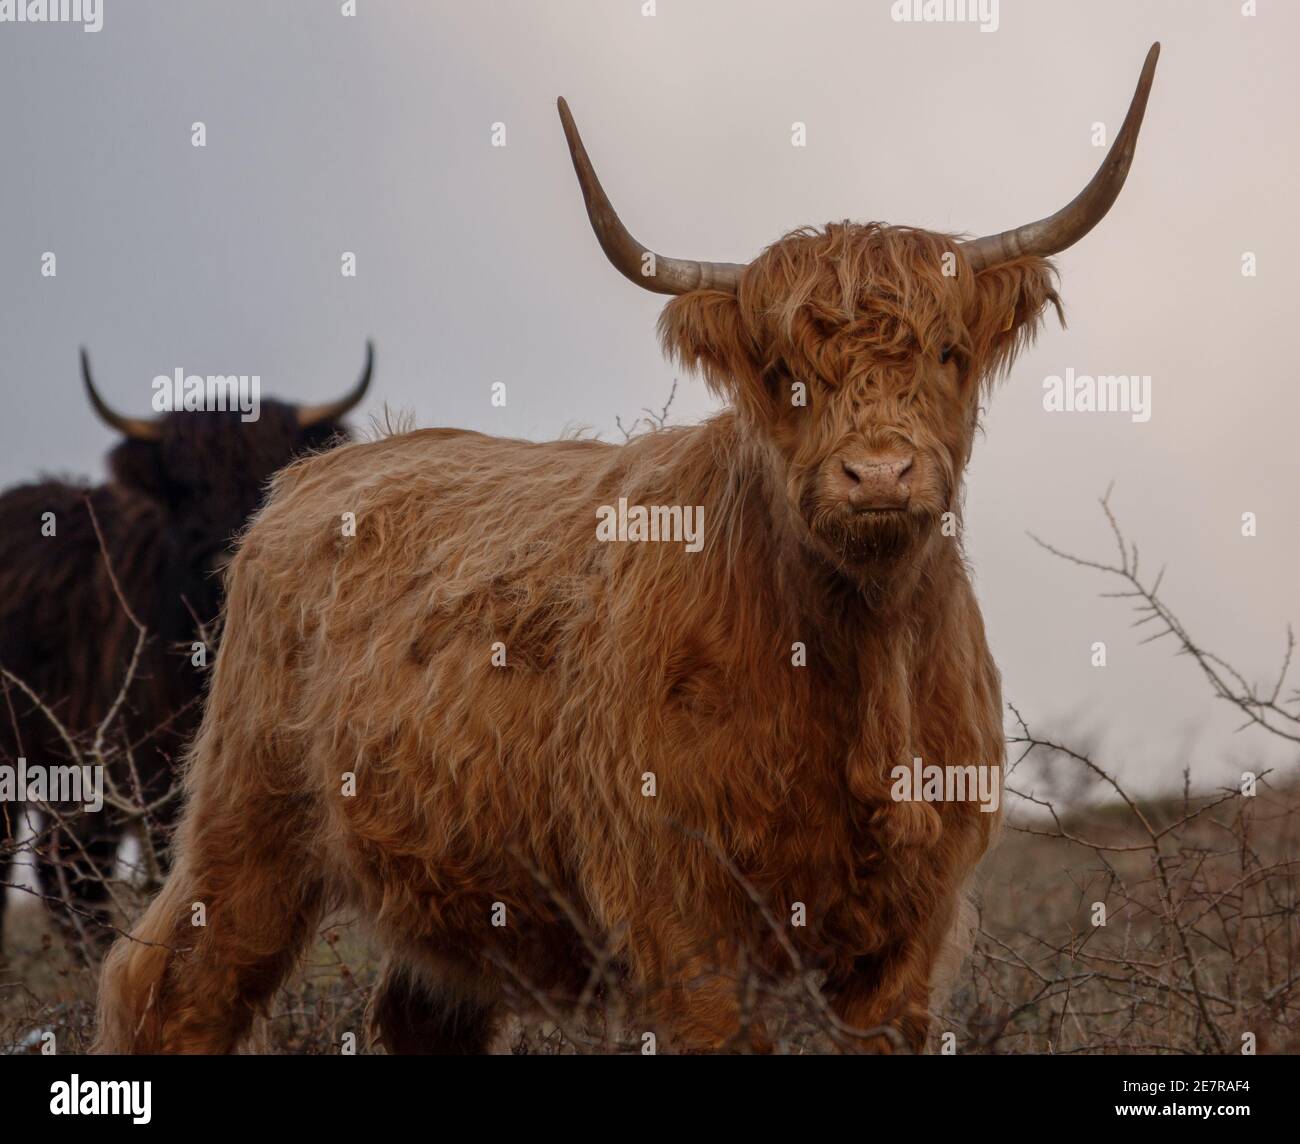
[742,429,977,768]
[745,450,963,634]
[686,410,972,673]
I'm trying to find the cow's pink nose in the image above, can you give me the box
[837,454,913,510]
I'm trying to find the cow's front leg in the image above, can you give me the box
[642,956,772,1053]
[623,921,771,1054]
[826,874,980,1053]
[826,945,934,1053]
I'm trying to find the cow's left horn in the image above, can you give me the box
[960,42,1160,272]
[557,97,746,295]
[81,348,162,441]
[297,340,374,428]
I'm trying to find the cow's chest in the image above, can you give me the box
[703,662,996,968]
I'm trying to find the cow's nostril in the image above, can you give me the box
[842,461,862,485]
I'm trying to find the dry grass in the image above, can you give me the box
[5,774,1297,1055]
[942,778,1300,1054]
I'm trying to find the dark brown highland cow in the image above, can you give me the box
[0,346,372,953]
[97,46,1159,1053]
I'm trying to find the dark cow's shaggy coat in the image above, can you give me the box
[0,351,371,952]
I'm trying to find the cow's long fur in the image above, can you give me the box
[96,225,1060,1052]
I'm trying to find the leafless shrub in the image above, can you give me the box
[938,492,1300,1054]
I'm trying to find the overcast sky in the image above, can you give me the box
[0,0,1296,799]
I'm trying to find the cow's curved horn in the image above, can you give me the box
[557,97,746,295]
[961,43,1160,273]
[297,340,374,428]
[80,348,162,441]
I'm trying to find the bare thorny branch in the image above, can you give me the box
[615,378,678,441]
[944,490,1300,1055]
[1028,483,1300,743]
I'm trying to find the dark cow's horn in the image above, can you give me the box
[81,348,162,441]
[557,97,746,296]
[297,340,374,428]
[960,42,1160,272]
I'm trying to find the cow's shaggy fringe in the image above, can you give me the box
[97,224,1060,1053]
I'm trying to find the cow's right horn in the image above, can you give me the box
[557,97,746,296]
[81,348,162,441]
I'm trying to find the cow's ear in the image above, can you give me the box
[969,256,1064,379]
[106,439,175,509]
[658,291,767,410]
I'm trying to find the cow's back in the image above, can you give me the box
[0,481,130,740]
[213,423,739,945]
[0,477,199,773]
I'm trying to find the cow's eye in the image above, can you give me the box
[938,346,955,365]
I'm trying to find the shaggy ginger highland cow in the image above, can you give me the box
[97,45,1159,1054]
